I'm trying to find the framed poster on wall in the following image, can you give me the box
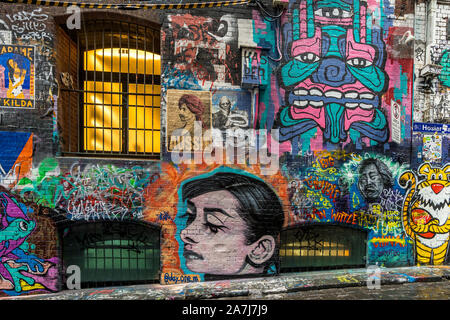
[0,44,35,109]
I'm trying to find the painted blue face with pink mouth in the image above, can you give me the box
[278,0,389,145]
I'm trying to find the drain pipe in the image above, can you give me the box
[425,0,437,65]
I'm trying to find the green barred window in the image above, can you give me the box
[62,221,160,288]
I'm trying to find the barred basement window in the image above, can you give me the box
[62,221,160,288]
[57,18,161,158]
[280,225,368,272]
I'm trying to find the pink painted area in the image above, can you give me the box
[299,0,307,38]
[362,136,371,146]
[360,5,367,43]
[310,132,323,151]
[22,258,59,292]
[365,0,380,9]
[290,105,325,128]
[252,10,268,36]
[279,140,292,154]
[291,28,322,57]
[294,78,369,94]
[346,29,375,62]
[344,107,375,131]
[271,75,283,116]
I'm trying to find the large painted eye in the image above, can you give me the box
[19,221,28,231]
[347,58,373,68]
[295,52,320,64]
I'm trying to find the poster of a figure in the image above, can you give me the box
[211,90,251,130]
[0,45,35,109]
[167,89,212,152]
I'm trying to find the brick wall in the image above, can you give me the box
[0,0,447,296]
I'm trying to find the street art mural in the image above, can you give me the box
[0,0,437,295]
[144,164,289,283]
[177,170,284,278]
[399,163,450,265]
[0,44,35,108]
[0,131,33,188]
[438,49,450,88]
[0,192,58,295]
[162,14,240,91]
[281,151,413,266]
[277,0,390,146]
[14,158,160,221]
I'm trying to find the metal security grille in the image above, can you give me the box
[280,225,367,272]
[62,221,160,288]
[58,19,161,158]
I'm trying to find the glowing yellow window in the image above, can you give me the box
[83,46,161,154]
[84,81,122,152]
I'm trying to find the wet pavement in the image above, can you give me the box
[2,266,449,300]
[217,279,450,300]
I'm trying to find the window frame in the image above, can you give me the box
[57,15,162,160]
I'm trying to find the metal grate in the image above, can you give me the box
[62,221,160,288]
[280,225,367,272]
[59,20,161,159]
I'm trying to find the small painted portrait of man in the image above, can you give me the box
[167,89,211,152]
[357,158,393,204]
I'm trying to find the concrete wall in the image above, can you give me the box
[0,0,448,296]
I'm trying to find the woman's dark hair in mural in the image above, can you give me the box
[181,171,285,275]
[357,158,393,203]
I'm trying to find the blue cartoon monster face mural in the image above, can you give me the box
[277,0,389,145]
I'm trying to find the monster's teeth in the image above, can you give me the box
[310,101,324,107]
[293,100,308,107]
[325,90,343,99]
[360,93,375,100]
[294,89,308,96]
[344,92,359,99]
[309,89,323,96]
[360,103,374,110]
[345,103,359,109]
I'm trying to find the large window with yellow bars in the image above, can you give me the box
[57,18,161,158]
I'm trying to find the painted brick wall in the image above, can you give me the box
[0,0,448,296]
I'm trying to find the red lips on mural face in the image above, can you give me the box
[411,208,435,239]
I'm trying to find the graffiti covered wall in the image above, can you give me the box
[0,0,447,296]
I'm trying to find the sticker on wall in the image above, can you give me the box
[422,133,442,162]
[166,89,212,152]
[0,31,12,45]
[391,100,402,144]
[0,45,35,109]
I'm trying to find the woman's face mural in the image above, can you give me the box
[278,0,389,144]
[180,190,255,275]
[177,170,285,277]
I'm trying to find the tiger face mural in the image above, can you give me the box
[399,163,450,265]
